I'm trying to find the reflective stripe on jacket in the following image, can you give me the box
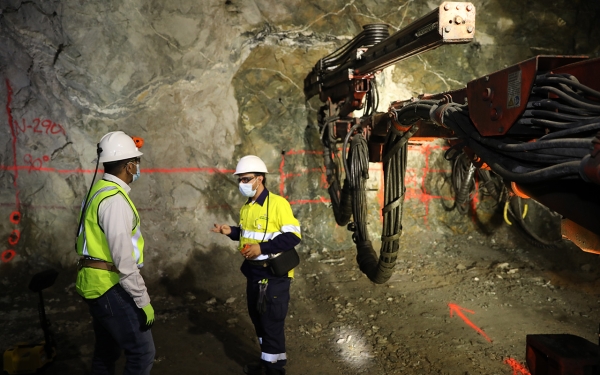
[75,179,144,298]
[239,191,301,277]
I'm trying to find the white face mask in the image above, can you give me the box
[129,162,141,183]
[239,179,257,197]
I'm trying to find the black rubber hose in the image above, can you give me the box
[319,24,389,70]
[556,82,600,107]
[521,109,596,122]
[454,156,475,215]
[516,118,571,129]
[468,140,581,182]
[474,136,593,152]
[532,86,600,113]
[528,99,597,116]
[351,129,407,284]
[323,129,352,226]
[535,76,600,101]
[534,148,590,158]
[327,179,353,226]
[491,149,579,164]
[392,101,437,125]
[539,120,600,141]
[478,169,499,199]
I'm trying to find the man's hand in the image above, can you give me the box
[141,303,155,330]
[241,243,262,260]
[211,223,231,235]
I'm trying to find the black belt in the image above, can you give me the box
[246,252,283,268]
[246,259,269,268]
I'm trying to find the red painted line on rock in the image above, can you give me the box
[504,358,531,375]
[279,154,286,197]
[289,197,330,205]
[142,167,235,174]
[0,165,235,174]
[0,143,462,216]
[0,203,234,212]
[1,202,73,210]
[282,168,324,178]
[448,303,492,343]
[285,149,323,155]
[0,165,101,173]
[5,80,19,209]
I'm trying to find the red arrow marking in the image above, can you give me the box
[448,303,492,342]
[504,358,531,375]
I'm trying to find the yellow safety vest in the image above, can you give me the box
[75,179,144,299]
[239,191,301,277]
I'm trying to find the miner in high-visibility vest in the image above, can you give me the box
[75,131,155,375]
[212,155,301,375]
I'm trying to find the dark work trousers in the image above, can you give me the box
[86,284,155,375]
[246,277,291,371]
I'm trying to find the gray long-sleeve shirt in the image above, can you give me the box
[99,173,150,308]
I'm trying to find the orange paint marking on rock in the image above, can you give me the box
[504,357,531,375]
[448,303,492,342]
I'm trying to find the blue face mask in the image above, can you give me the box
[130,163,141,183]
[239,180,257,197]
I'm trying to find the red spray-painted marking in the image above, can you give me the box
[0,142,462,222]
[0,165,234,174]
[1,202,72,210]
[9,211,21,225]
[504,358,531,375]
[279,154,286,198]
[8,229,20,246]
[0,164,99,174]
[142,167,234,174]
[0,147,458,216]
[289,197,330,205]
[282,168,324,179]
[1,249,15,263]
[5,80,19,209]
[4,80,21,264]
[285,149,323,156]
[448,303,492,343]
[23,154,50,172]
[15,118,66,136]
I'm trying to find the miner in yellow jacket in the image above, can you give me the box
[75,131,155,375]
[212,155,301,375]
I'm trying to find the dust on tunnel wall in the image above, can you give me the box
[0,0,599,281]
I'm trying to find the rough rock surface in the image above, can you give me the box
[1,0,600,374]
[1,0,599,275]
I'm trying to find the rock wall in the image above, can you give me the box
[1,0,599,282]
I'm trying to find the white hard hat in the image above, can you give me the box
[98,131,143,163]
[234,155,269,175]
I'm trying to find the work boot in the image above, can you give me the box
[265,367,285,375]
[243,363,264,375]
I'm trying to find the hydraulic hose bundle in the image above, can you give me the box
[320,110,410,283]
[305,3,600,282]
[467,73,599,183]
[316,24,390,74]
[304,24,390,99]
[401,72,600,185]
[344,121,411,284]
